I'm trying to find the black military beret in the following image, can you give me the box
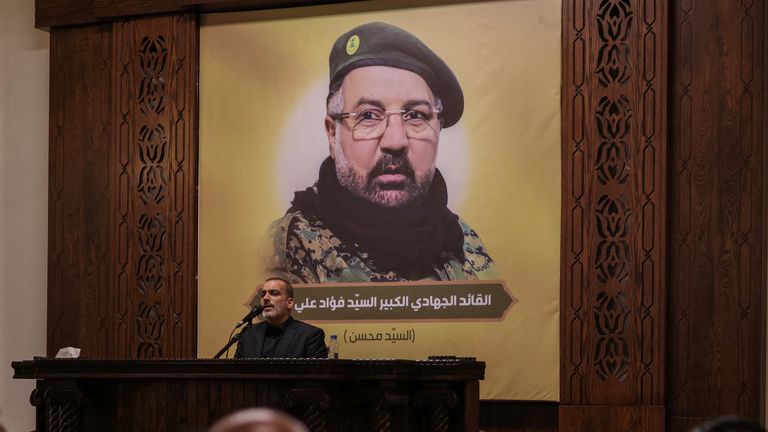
[328,21,464,128]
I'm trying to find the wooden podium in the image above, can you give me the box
[12,357,484,432]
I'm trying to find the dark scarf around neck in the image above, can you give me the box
[288,157,464,277]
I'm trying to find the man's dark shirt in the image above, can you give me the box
[234,316,328,359]
[261,320,287,357]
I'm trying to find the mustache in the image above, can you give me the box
[367,154,416,182]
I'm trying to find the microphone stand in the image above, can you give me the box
[213,320,253,359]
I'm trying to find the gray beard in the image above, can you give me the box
[333,124,436,207]
[335,163,434,208]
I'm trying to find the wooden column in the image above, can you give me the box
[47,14,197,359]
[111,14,198,359]
[667,1,766,430]
[560,1,668,430]
[48,23,114,357]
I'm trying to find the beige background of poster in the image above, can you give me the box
[199,0,561,400]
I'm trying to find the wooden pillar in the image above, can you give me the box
[560,1,668,430]
[47,14,197,358]
[667,1,766,430]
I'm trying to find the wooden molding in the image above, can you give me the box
[35,0,364,29]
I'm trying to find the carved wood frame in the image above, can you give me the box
[560,0,667,428]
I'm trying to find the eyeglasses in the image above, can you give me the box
[330,106,442,140]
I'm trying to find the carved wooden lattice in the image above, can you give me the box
[561,0,666,409]
[136,34,169,358]
[593,291,630,381]
[112,15,197,359]
[592,0,634,388]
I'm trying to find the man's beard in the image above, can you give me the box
[334,133,435,208]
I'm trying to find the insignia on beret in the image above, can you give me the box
[328,21,464,128]
[345,35,360,55]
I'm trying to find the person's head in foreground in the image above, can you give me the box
[691,416,766,432]
[209,408,308,432]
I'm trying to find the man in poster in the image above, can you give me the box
[267,21,496,283]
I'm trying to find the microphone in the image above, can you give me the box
[214,304,265,359]
[234,304,264,329]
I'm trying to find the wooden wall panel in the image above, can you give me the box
[560,0,667,429]
[95,0,188,20]
[35,0,359,28]
[667,0,766,429]
[48,23,113,357]
[111,14,198,358]
[47,14,197,359]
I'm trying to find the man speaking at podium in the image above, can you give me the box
[235,278,328,358]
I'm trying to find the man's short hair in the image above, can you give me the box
[264,276,294,298]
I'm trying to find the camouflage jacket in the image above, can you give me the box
[266,210,497,283]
